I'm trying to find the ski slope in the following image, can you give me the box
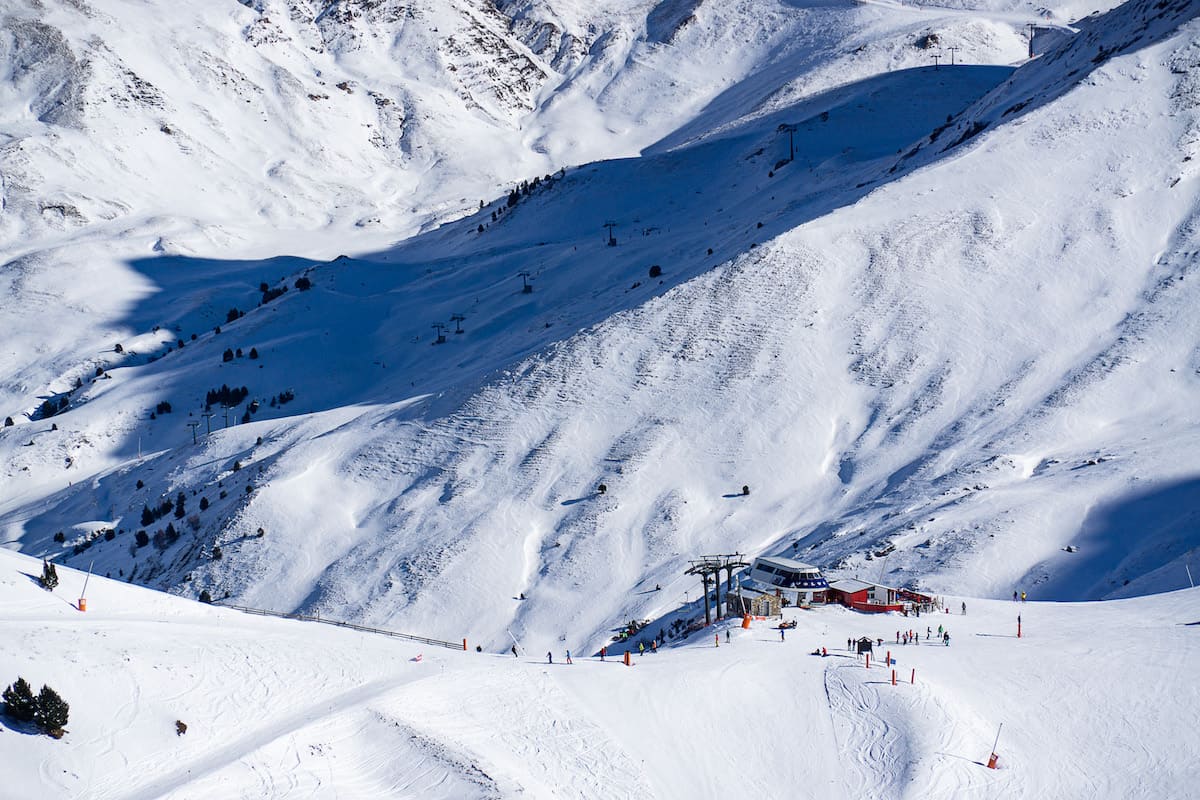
[2,548,1198,798]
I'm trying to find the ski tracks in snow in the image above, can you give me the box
[825,661,911,798]
[824,658,1019,800]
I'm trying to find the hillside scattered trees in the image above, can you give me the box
[206,385,249,410]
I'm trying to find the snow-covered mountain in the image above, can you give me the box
[2,0,1199,662]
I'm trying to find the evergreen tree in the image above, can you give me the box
[34,685,69,736]
[141,504,154,526]
[39,559,59,591]
[174,492,186,518]
[2,677,36,722]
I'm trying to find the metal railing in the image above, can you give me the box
[216,603,465,650]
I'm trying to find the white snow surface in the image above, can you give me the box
[3,0,1200,791]
[2,548,1198,798]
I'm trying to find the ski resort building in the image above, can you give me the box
[745,556,829,606]
[826,580,937,613]
[827,579,903,612]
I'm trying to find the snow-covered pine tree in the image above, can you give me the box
[2,677,37,722]
[34,685,69,737]
[39,559,59,590]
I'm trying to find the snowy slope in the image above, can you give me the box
[2,548,1199,798]
[2,0,1199,677]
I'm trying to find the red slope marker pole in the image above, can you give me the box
[892,669,896,686]
[911,668,915,684]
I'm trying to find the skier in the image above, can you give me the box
[937,624,943,637]
[511,645,518,658]
[1013,590,1018,602]
[1021,591,1026,603]
[847,637,852,650]
[600,646,607,662]
[781,628,786,642]
[566,650,573,664]
[961,601,967,615]
[638,641,645,657]
[927,626,931,640]
[943,632,950,646]
[725,630,731,644]
[547,651,553,664]
[651,640,658,654]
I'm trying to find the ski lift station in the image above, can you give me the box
[746,556,830,606]
[744,557,937,614]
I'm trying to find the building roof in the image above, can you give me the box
[828,578,876,593]
[753,556,820,572]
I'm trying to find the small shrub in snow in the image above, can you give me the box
[3,416,11,426]
[232,460,241,472]
[176,720,189,735]
[245,484,254,494]
[199,497,209,511]
[226,308,241,323]
[648,265,662,278]
[104,529,116,541]
[156,401,172,415]
[223,348,234,363]
[211,546,222,560]
[53,531,65,543]
[135,530,149,548]
[294,276,311,291]
[114,343,123,353]
[219,490,227,499]
[175,492,186,518]
[249,347,258,359]
[198,590,212,604]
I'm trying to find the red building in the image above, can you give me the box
[827,579,904,612]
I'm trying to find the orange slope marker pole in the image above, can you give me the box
[987,723,1004,769]
[78,560,93,612]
